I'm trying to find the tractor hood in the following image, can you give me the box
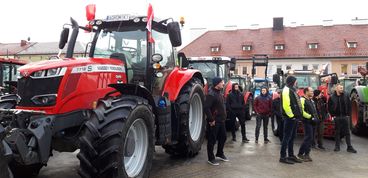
[18,57,125,77]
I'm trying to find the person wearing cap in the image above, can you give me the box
[254,86,272,143]
[279,76,303,164]
[204,77,229,166]
[226,83,249,143]
[312,89,327,150]
[297,87,319,162]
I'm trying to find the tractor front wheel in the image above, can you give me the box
[78,95,154,178]
[350,91,367,135]
[163,79,205,157]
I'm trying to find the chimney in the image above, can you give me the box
[273,17,284,31]
[20,40,27,47]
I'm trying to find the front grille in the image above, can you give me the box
[17,76,63,107]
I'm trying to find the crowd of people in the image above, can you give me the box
[204,76,357,166]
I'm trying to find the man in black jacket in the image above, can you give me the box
[272,90,283,142]
[328,83,357,153]
[312,90,327,150]
[205,77,229,166]
[227,83,249,143]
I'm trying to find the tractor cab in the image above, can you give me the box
[0,58,27,94]
[188,56,236,96]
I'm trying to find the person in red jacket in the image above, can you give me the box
[254,87,272,143]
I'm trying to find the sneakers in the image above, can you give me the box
[297,154,305,161]
[287,155,303,163]
[279,158,294,164]
[318,145,326,150]
[208,159,220,166]
[303,155,313,162]
[264,138,271,144]
[334,146,340,152]
[347,146,357,153]
[255,139,258,144]
[242,137,250,143]
[216,154,229,162]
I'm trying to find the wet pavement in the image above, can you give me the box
[39,118,368,178]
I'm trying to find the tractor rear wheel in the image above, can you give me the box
[350,91,367,135]
[163,79,205,157]
[78,95,154,178]
[0,140,12,178]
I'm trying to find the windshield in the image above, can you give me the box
[190,62,225,79]
[344,79,356,93]
[254,81,267,89]
[94,29,147,67]
[295,74,319,89]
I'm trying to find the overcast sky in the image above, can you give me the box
[0,0,367,46]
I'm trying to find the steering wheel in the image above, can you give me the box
[119,46,137,58]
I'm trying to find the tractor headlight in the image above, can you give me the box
[31,67,67,78]
[31,94,57,106]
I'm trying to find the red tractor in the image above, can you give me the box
[272,69,338,137]
[0,5,206,178]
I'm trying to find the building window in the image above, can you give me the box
[302,65,308,70]
[341,64,348,75]
[352,64,366,75]
[210,46,220,52]
[234,67,238,75]
[308,43,318,49]
[312,64,319,70]
[347,42,357,48]
[242,66,247,75]
[242,45,252,51]
[274,44,285,50]
[286,65,292,70]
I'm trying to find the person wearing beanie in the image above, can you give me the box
[254,86,272,143]
[204,77,229,165]
[279,75,303,164]
[312,90,327,150]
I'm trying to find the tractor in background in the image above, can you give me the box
[0,5,206,178]
[350,63,368,135]
[0,58,27,95]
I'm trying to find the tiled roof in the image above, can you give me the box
[17,42,85,55]
[0,42,85,56]
[180,24,368,59]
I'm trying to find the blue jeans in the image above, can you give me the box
[280,118,297,158]
[298,120,313,155]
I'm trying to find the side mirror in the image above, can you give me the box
[178,52,189,68]
[229,58,236,71]
[167,22,182,47]
[59,28,69,49]
[273,74,281,87]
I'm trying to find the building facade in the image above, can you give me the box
[180,18,368,78]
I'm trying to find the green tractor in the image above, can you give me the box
[350,63,368,135]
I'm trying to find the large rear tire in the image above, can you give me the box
[163,79,205,157]
[78,95,154,178]
[350,91,367,135]
[0,141,12,178]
